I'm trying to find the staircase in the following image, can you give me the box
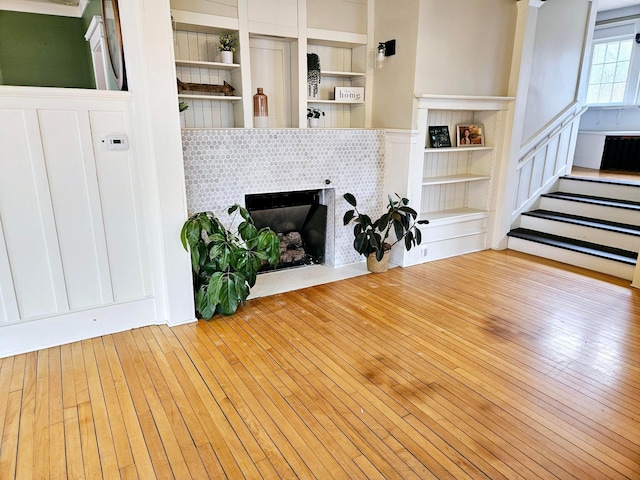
[507,176,640,280]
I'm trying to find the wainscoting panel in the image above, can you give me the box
[182,128,386,266]
[0,88,153,335]
[512,104,584,221]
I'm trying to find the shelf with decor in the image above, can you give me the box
[172,9,243,128]
[307,99,365,105]
[175,60,240,70]
[178,94,242,101]
[387,95,514,266]
[306,32,370,128]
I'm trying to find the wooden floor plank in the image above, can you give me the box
[1,250,639,479]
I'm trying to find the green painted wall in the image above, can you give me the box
[0,10,94,89]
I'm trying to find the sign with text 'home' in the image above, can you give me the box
[334,87,365,102]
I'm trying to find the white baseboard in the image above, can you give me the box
[0,298,157,358]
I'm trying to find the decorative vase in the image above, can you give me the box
[253,87,269,128]
[220,50,233,64]
[366,250,391,273]
[179,113,186,128]
[309,117,319,128]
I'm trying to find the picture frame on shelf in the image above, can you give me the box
[428,126,452,148]
[456,124,484,147]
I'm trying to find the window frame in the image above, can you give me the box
[586,19,640,107]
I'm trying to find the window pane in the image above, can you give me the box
[586,38,632,104]
[614,61,629,82]
[601,63,616,83]
[587,85,599,104]
[611,82,626,102]
[599,83,613,103]
[592,43,606,64]
[604,42,620,62]
[618,40,633,60]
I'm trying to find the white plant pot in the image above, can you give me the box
[309,117,319,128]
[220,50,233,64]
[180,113,186,128]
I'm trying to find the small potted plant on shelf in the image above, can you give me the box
[307,107,324,128]
[218,33,237,64]
[343,193,429,273]
[180,205,280,318]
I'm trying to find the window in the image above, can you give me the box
[586,39,633,104]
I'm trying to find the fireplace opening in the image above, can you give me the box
[245,189,327,271]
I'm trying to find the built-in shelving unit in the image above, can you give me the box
[306,34,370,128]
[172,9,244,128]
[388,94,514,266]
[170,0,372,129]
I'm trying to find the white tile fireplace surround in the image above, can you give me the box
[182,128,386,295]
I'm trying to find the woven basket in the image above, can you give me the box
[366,250,391,273]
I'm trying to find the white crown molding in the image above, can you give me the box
[0,0,88,17]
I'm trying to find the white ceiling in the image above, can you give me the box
[597,0,640,12]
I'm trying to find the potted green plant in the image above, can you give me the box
[218,33,237,64]
[180,205,280,319]
[343,193,429,273]
[307,107,324,128]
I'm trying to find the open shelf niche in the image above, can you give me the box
[389,94,515,266]
[173,11,245,128]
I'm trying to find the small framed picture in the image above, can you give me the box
[428,125,452,148]
[456,124,484,147]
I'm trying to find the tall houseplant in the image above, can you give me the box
[181,205,280,318]
[343,193,429,272]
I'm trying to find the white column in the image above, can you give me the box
[118,0,196,325]
[491,0,545,249]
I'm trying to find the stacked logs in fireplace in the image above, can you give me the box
[279,231,306,264]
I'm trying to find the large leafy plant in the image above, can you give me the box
[343,193,429,261]
[180,205,280,319]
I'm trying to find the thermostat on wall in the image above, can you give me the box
[104,135,129,150]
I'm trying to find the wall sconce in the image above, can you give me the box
[376,39,396,69]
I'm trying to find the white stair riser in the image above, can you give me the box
[520,216,640,252]
[560,179,640,203]
[539,197,640,226]
[508,237,635,280]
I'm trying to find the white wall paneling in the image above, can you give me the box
[511,103,586,222]
[0,87,154,356]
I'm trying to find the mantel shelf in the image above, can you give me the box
[422,174,490,186]
[178,94,242,101]
[425,146,493,153]
[175,59,240,70]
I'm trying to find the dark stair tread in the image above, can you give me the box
[542,192,640,210]
[523,210,640,236]
[561,175,640,188]
[507,228,638,265]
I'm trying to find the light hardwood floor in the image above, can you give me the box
[0,250,639,479]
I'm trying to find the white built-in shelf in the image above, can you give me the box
[321,70,366,78]
[424,146,493,153]
[422,174,490,186]
[308,99,365,105]
[175,60,241,70]
[178,94,242,101]
[421,208,489,223]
